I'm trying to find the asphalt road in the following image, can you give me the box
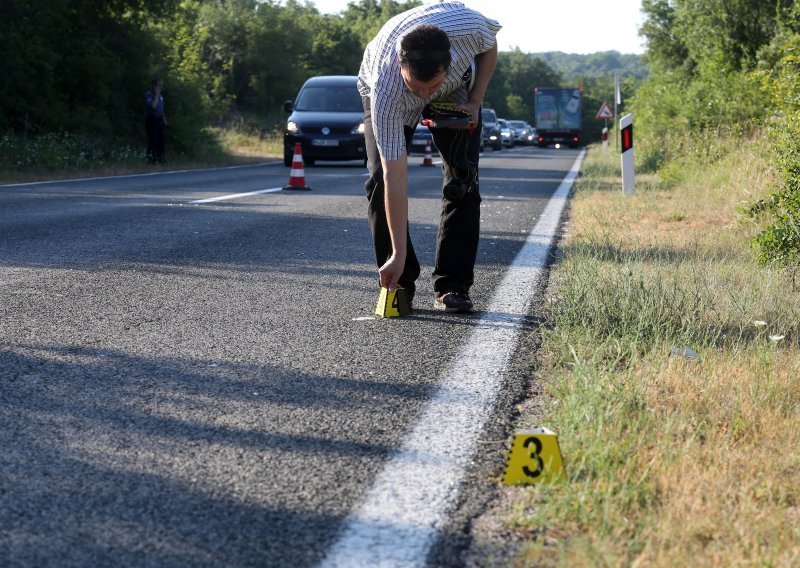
[0,145,581,567]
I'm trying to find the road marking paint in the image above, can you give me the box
[320,149,585,568]
[188,187,283,204]
[0,161,279,188]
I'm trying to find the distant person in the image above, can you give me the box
[145,78,167,164]
[358,1,500,313]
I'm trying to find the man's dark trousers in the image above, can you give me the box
[146,116,166,164]
[362,97,482,300]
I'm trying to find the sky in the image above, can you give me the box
[306,0,647,55]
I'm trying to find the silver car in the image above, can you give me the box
[496,118,514,148]
[507,120,532,146]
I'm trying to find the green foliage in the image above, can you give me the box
[639,0,692,75]
[504,94,526,119]
[535,51,648,81]
[635,0,771,134]
[244,2,315,113]
[0,0,428,168]
[0,0,161,137]
[641,0,793,77]
[637,0,790,125]
[306,15,364,76]
[751,31,800,266]
[340,0,422,47]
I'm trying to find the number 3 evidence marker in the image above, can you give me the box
[502,427,566,485]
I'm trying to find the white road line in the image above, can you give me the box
[187,187,284,204]
[0,161,278,188]
[319,149,586,568]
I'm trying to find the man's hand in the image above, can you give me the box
[378,252,405,291]
[456,100,481,129]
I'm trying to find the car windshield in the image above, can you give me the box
[294,86,362,112]
[481,110,496,122]
[509,121,526,129]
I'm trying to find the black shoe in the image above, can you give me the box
[434,291,473,313]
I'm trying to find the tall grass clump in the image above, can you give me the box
[553,131,796,355]
[210,111,284,159]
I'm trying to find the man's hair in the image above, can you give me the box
[399,25,451,82]
[151,77,162,88]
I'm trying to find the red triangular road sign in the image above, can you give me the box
[596,101,614,120]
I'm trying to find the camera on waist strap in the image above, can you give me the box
[420,102,473,129]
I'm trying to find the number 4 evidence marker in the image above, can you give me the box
[375,287,411,318]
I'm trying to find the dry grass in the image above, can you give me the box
[495,134,800,567]
[211,126,283,159]
[636,351,800,566]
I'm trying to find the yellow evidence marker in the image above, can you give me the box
[502,427,566,485]
[375,287,411,318]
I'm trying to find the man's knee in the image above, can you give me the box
[442,161,478,200]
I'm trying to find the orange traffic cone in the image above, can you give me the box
[283,143,311,191]
[421,143,434,167]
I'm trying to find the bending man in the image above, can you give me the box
[358,1,500,313]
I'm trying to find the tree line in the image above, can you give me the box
[0,0,642,158]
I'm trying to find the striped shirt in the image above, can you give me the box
[358,1,501,160]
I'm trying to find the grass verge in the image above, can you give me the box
[474,133,800,566]
[0,126,283,185]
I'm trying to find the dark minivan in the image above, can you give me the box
[481,108,502,151]
[283,75,366,167]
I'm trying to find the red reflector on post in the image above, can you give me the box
[621,124,633,152]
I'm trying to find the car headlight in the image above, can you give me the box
[352,122,365,135]
[287,121,301,134]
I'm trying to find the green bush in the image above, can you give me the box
[751,33,800,267]
[752,116,800,265]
